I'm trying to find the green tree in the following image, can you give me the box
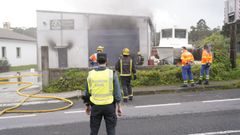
[189,19,212,46]
[200,33,231,71]
[12,27,36,38]
[199,32,229,49]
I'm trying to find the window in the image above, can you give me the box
[2,47,6,58]
[16,47,21,58]
[162,29,172,38]
[175,29,186,38]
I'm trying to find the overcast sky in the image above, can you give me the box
[0,0,225,31]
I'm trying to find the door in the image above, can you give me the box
[58,48,68,68]
[88,29,139,66]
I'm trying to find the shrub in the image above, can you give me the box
[0,59,10,72]
[43,69,87,93]
[132,65,190,87]
[0,59,10,67]
[43,32,240,93]
[44,63,240,93]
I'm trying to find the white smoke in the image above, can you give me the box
[66,0,183,31]
[68,0,153,18]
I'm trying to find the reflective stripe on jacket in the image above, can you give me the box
[181,50,194,66]
[120,57,133,76]
[201,49,213,64]
[87,68,114,105]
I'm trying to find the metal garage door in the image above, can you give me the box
[88,29,139,66]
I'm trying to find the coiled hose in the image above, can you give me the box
[0,73,74,116]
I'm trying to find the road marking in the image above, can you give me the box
[0,114,36,120]
[0,100,62,107]
[134,103,181,108]
[189,130,240,135]
[64,110,85,114]
[202,98,240,103]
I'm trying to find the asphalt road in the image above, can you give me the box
[1,89,240,135]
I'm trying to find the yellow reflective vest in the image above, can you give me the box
[201,49,213,64]
[181,50,194,66]
[87,69,114,105]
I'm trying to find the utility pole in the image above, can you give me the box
[229,22,237,68]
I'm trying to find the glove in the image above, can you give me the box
[188,61,194,66]
[133,75,137,80]
[85,106,91,115]
[206,63,211,67]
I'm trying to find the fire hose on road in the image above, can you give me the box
[0,73,74,116]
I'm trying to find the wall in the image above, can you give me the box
[237,0,240,20]
[0,39,36,66]
[37,11,152,69]
[138,18,151,65]
[37,11,89,70]
[224,0,240,23]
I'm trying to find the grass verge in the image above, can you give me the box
[10,64,37,71]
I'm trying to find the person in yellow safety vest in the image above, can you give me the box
[196,44,213,85]
[181,46,195,87]
[89,46,104,67]
[115,48,137,103]
[82,53,122,135]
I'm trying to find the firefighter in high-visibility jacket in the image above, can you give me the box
[181,46,195,87]
[115,48,137,103]
[89,46,104,67]
[83,53,122,135]
[196,44,213,85]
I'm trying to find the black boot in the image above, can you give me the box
[123,98,128,103]
[204,80,209,85]
[181,84,188,87]
[129,96,133,101]
[196,80,202,85]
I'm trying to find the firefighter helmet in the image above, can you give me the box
[122,48,130,56]
[97,46,104,52]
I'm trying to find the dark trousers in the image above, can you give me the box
[90,104,117,135]
[120,76,132,99]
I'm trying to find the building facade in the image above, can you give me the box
[0,28,36,66]
[37,10,154,69]
[224,0,240,24]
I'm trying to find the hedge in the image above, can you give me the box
[44,34,238,93]
[43,62,240,93]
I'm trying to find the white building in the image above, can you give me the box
[153,26,192,65]
[0,28,36,66]
[224,0,240,24]
[158,26,192,48]
[37,10,154,69]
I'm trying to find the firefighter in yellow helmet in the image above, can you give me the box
[89,46,104,67]
[83,53,122,135]
[115,48,137,103]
